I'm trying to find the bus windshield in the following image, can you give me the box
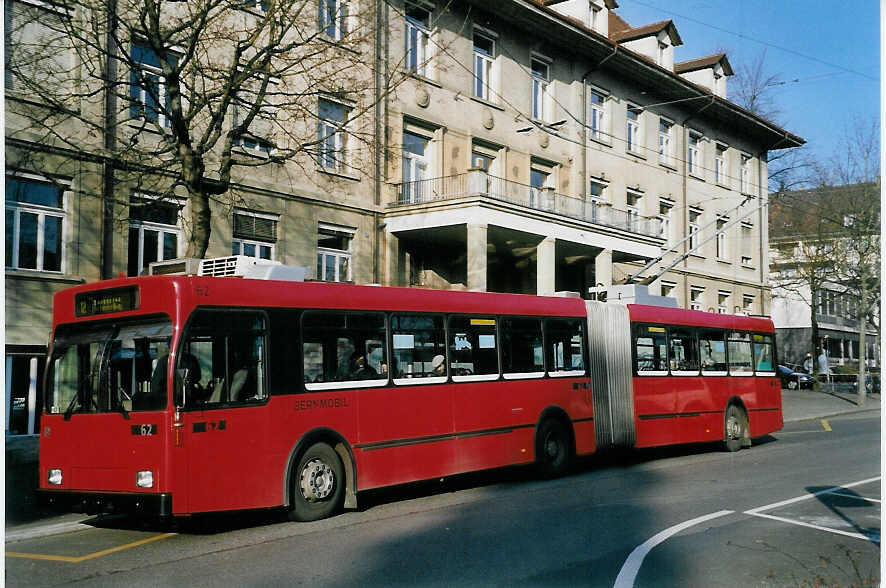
[46,318,173,416]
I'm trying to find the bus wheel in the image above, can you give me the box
[536,418,571,478]
[724,405,747,453]
[289,442,344,522]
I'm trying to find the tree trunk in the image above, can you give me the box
[857,283,868,406]
[186,189,212,258]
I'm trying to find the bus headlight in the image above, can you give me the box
[136,470,154,488]
[48,469,63,485]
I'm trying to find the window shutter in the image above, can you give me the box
[234,213,277,242]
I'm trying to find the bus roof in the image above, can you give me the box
[627,304,774,333]
[52,275,589,327]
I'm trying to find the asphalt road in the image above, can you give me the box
[6,412,880,587]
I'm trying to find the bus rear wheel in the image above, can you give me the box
[724,405,747,453]
[289,442,344,522]
[536,418,572,478]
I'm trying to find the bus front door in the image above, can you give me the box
[177,309,274,513]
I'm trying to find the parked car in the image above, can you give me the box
[777,365,815,389]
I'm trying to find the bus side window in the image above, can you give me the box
[753,334,775,374]
[699,329,727,374]
[449,316,498,378]
[391,314,446,380]
[545,318,585,375]
[179,310,268,407]
[501,318,543,376]
[635,325,667,374]
[668,327,699,374]
[303,311,387,387]
[727,331,754,375]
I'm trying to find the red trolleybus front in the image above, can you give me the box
[38,281,179,516]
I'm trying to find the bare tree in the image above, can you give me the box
[6,0,420,265]
[818,120,881,404]
[729,49,783,123]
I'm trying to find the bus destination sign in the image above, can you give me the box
[75,287,139,317]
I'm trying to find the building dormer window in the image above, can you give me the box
[658,42,667,65]
[589,2,602,32]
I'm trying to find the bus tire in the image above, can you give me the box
[536,418,572,478]
[723,404,747,453]
[289,442,344,522]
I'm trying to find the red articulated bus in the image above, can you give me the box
[38,258,781,521]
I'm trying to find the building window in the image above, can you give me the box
[688,130,703,177]
[688,207,702,252]
[589,3,602,31]
[742,294,755,315]
[405,1,432,76]
[472,29,495,101]
[232,210,277,260]
[715,143,728,185]
[626,104,643,154]
[317,223,354,282]
[317,98,350,172]
[740,222,753,265]
[530,56,551,122]
[6,351,44,437]
[6,175,65,272]
[127,196,182,276]
[590,179,607,204]
[690,286,705,311]
[129,42,177,128]
[717,290,730,314]
[232,76,277,155]
[716,216,728,260]
[5,0,71,95]
[658,118,674,166]
[590,88,608,141]
[658,199,674,244]
[660,280,676,298]
[530,161,555,208]
[319,0,348,41]
[740,153,752,194]
[658,41,667,65]
[401,129,432,202]
[626,190,642,218]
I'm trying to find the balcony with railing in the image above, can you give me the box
[389,170,661,239]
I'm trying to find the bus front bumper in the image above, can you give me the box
[37,489,173,517]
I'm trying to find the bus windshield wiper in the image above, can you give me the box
[63,391,80,421]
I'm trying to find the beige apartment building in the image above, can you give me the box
[5,0,802,442]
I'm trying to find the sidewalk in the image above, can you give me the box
[5,389,881,541]
[781,388,881,423]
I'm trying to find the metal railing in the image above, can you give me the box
[391,170,662,238]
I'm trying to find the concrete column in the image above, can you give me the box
[467,223,488,292]
[595,248,613,287]
[382,231,400,287]
[537,237,556,296]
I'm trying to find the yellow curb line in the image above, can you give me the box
[6,532,175,563]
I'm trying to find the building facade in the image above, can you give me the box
[769,183,880,371]
[5,0,802,444]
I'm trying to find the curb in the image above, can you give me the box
[6,519,94,543]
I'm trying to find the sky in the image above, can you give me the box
[613,0,880,173]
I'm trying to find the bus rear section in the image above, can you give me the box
[39,315,175,515]
[586,301,782,452]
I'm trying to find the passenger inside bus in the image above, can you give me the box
[350,352,378,380]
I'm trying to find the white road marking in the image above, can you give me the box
[744,476,881,514]
[744,512,878,543]
[613,476,882,587]
[826,491,881,504]
[612,510,734,588]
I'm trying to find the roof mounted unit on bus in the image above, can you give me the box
[198,256,307,281]
[587,284,678,307]
[147,258,202,276]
